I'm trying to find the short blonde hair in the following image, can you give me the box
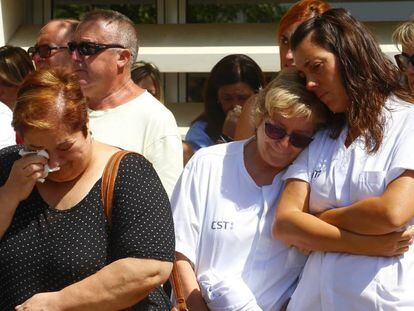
[255,69,328,126]
[392,20,414,50]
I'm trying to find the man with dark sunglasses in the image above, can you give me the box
[71,9,183,200]
[31,19,78,71]
[392,20,414,93]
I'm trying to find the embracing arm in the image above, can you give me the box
[17,258,172,311]
[272,179,413,256]
[175,252,209,311]
[318,170,414,235]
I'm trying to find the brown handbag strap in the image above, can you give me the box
[170,261,189,311]
[101,150,132,225]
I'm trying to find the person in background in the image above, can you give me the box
[185,54,264,154]
[393,19,414,93]
[131,61,164,102]
[28,19,78,71]
[273,9,414,310]
[70,9,182,198]
[0,46,34,149]
[234,0,330,140]
[0,69,174,310]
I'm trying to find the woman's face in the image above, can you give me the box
[293,35,350,113]
[256,114,316,169]
[279,22,302,68]
[402,45,414,93]
[23,127,92,183]
[137,76,158,99]
[218,82,256,114]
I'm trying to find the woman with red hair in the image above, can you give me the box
[0,69,174,310]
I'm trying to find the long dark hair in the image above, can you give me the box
[194,54,265,142]
[291,8,414,153]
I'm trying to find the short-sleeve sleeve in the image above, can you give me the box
[282,130,329,183]
[384,109,414,185]
[0,145,21,187]
[185,121,214,151]
[283,143,311,183]
[170,156,204,265]
[108,153,175,262]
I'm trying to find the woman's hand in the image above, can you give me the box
[15,292,62,311]
[369,227,414,257]
[4,154,47,202]
[222,105,243,139]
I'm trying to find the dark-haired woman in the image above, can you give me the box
[185,54,264,152]
[273,9,414,310]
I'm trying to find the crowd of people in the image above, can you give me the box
[0,0,414,310]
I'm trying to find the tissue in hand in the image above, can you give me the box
[18,149,61,183]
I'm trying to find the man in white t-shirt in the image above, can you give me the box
[70,10,183,197]
[0,101,15,149]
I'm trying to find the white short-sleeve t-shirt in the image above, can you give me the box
[283,96,414,310]
[0,102,15,150]
[88,91,183,198]
[172,140,307,311]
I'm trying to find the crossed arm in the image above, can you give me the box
[272,175,414,257]
[317,170,414,235]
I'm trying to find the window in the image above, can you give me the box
[186,0,289,23]
[52,0,157,24]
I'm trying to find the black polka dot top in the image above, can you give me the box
[0,145,175,310]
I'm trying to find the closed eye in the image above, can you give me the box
[57,142,74,151]
[312,62,323,73]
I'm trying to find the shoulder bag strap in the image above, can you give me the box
[101,150,132,225]
[170,262,189,311]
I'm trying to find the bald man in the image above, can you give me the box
[30,19,78,70]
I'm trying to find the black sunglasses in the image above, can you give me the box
[28,45,68,59]
[395,53,414,72]
[68,41,125,56]
[264,122,313,149]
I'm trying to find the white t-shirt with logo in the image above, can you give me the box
[0,102,15,150]
[284,96,414,310]
[172,140,307,311]
[88,91,183,198]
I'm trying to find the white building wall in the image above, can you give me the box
[0,0,25,46]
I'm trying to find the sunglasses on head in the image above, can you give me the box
[28,45,68,59]
[395,53,414,72]
[68,41,125,56]
[264,122,313,149]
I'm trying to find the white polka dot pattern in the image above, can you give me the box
[0,146,175,310]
